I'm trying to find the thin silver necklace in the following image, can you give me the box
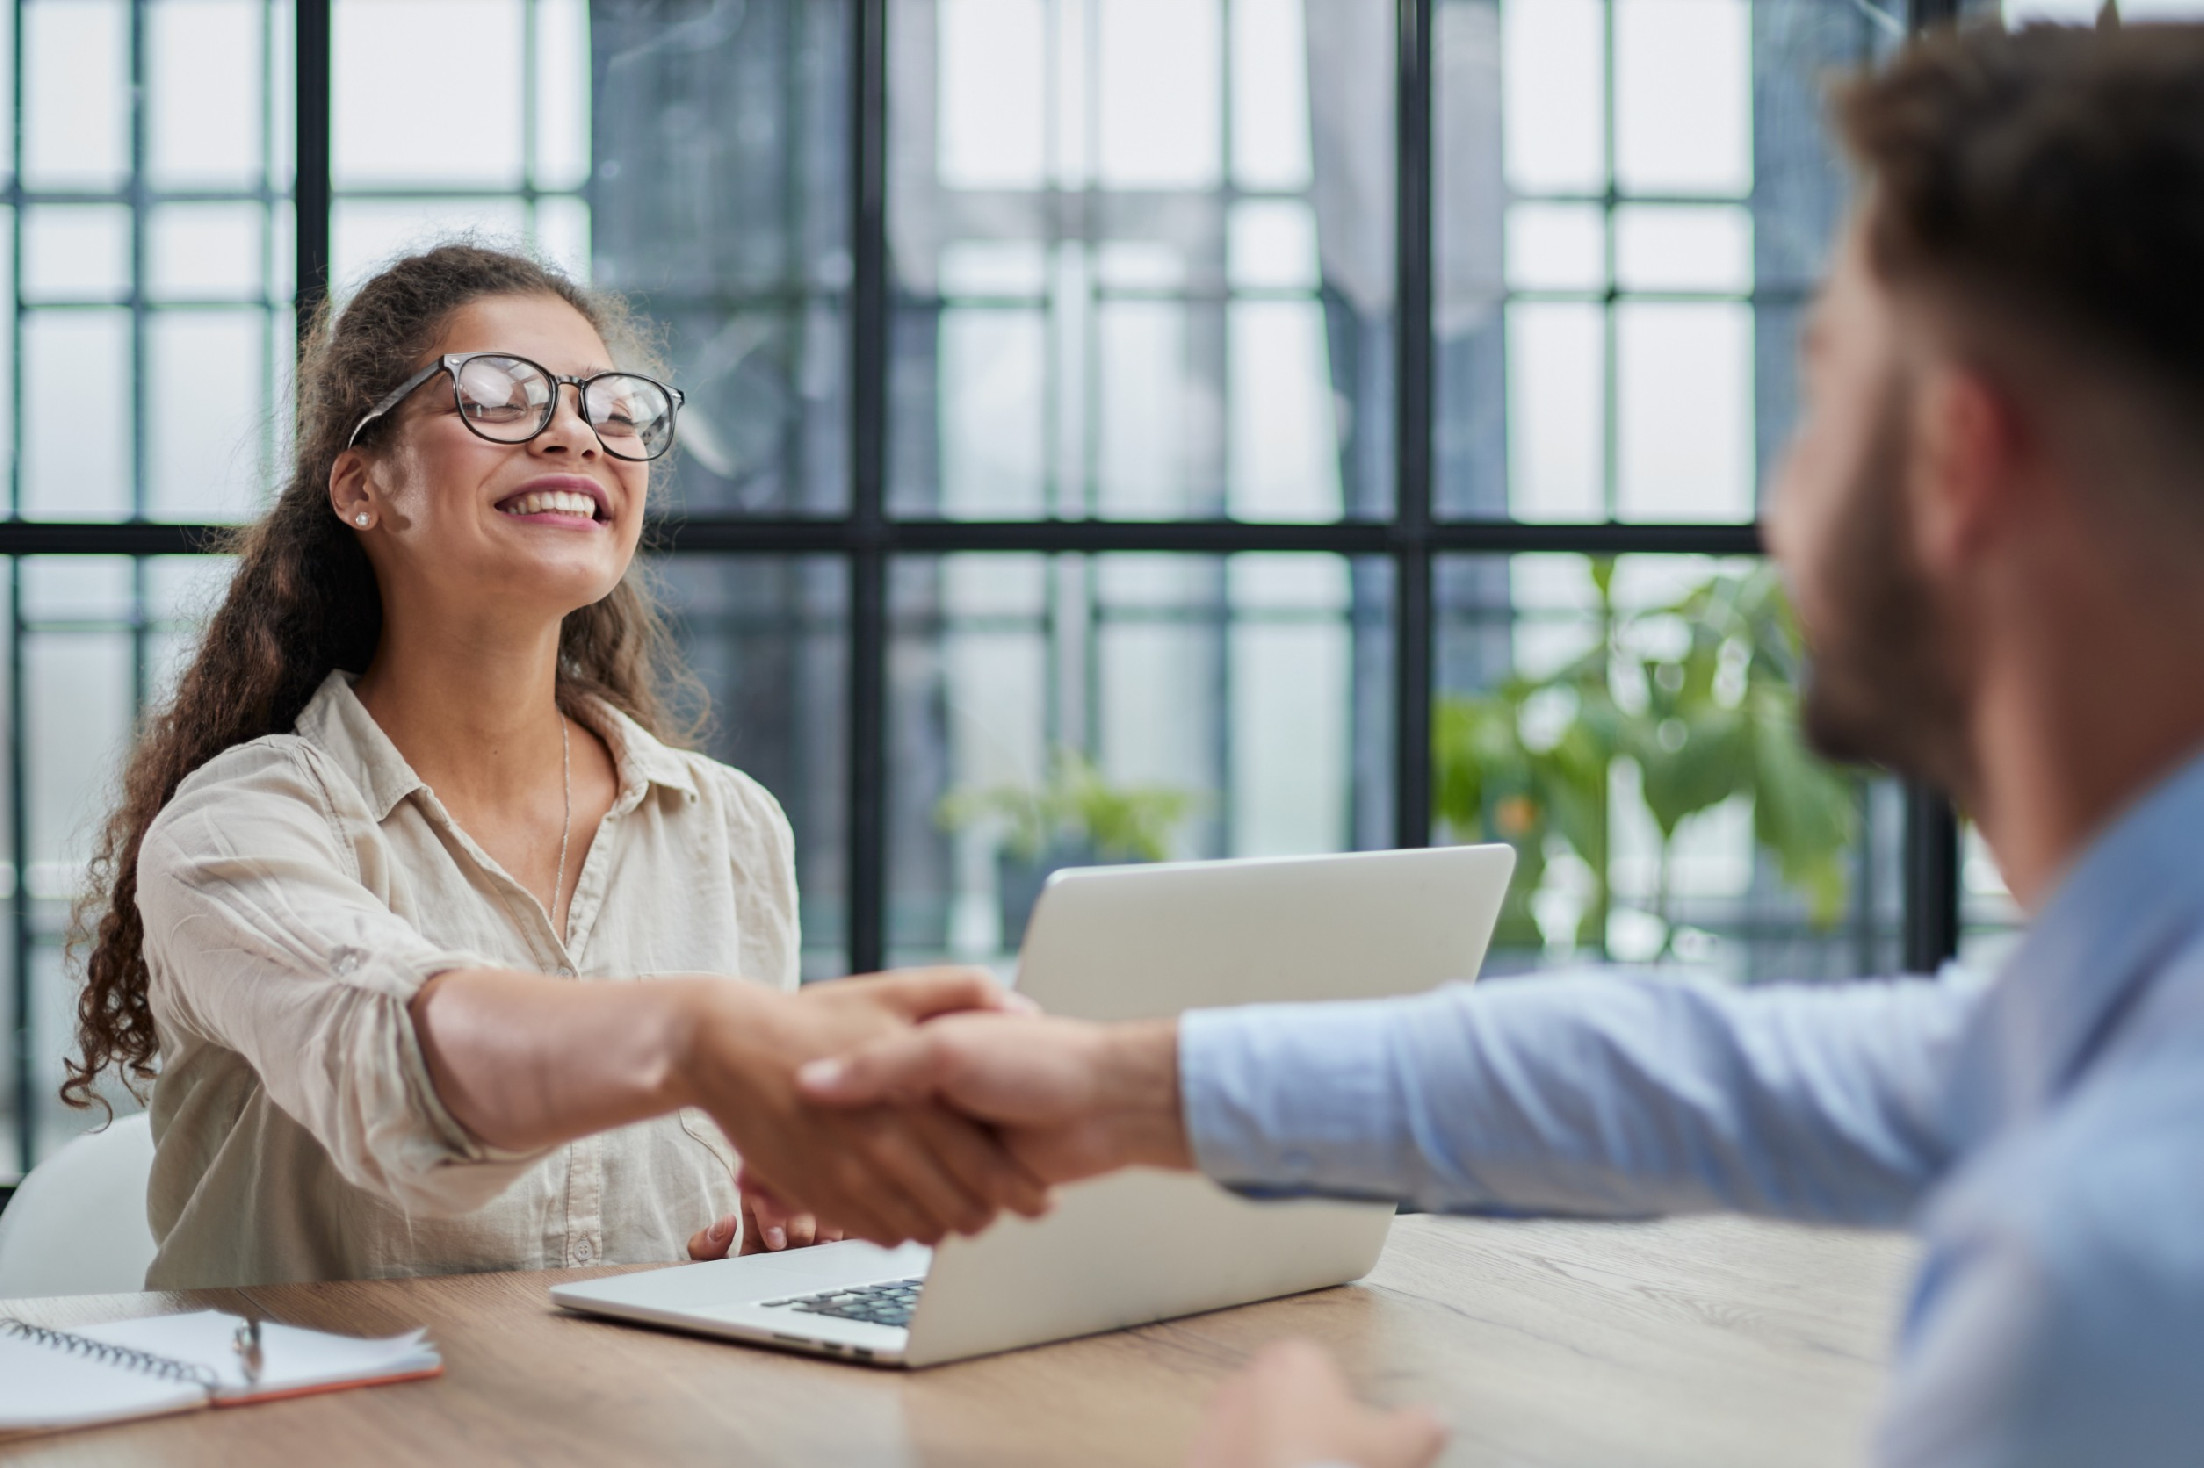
[551,716,572,927]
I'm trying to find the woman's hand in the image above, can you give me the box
[1185,1340,1447,1468]
[738,1187,845,1254]
[685,1191,848,1260]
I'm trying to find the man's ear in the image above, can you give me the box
[1909,362,2030,576]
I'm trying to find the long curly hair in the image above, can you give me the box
[63,243,699,1113]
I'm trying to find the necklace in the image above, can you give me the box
[551,716,572,927]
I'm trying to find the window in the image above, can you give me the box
[1,0,1970,1177]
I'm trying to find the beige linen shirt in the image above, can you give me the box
[137,671,798,1289]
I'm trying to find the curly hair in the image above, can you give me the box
[62,242,699,1114]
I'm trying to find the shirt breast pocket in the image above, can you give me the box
[676,1107,741,1180]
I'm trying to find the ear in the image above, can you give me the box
[328,447,376,531]
[1908,362,2030,576]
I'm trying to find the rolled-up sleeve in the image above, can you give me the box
[139,741,542,1215]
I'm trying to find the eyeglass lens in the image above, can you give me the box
[452,356,676,460]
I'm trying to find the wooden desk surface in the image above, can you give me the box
[1,1215,1916,1467]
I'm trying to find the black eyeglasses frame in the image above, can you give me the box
[344,352,686,462]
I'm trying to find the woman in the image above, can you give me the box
[63,245,1043,1289]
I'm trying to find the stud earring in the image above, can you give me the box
[354,512,370,527]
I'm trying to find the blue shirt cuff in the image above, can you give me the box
[1179,995,1426,1200]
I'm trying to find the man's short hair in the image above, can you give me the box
[1839,23,2204,427]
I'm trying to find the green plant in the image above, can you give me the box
[1433,560,1857,959]
[937,748,1202,864]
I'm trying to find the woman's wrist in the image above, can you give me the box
[659,977,778,1114]
[412,968,768,1153]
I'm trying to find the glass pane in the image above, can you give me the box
[21,553,135,623]
[1615,301,1754,521]
[1613,0,1752,197]
[1232,0,1316,188]
[149,204,269,301]
[936,0,1047,190]
[22,205,131,303]
[532,0,592,192]
[23,0,129,190]
[936,308,1046,517]
[892,0,1394,521]
[888,553,1394,968]
[590,0,852,516]
[1097,0,1223,189]
[25,625,131,908]
[1614,204,1753,294]
[1505,302,1604,521]
[654,556,850,979]
[148,0,268,188]
[148,311,280,521]
[23,311,133,520]
[1436,553,1903,979]
[332,0,527,189]
[1441,0,1891,519]
[1229,299,1344,519]
[147,554,241,704]
[1501,0,1604,194]
[1507,203,1604,293]
[331,197,532,293]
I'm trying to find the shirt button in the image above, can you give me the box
[573,1238,595,1264]
[329,947,366,976]
[556,964,577,978]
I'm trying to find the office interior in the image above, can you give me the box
[2,0,2136,1191]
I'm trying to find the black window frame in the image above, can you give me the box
[1,0,1965,1175]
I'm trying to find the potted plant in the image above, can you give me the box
[937,748,1202,948]
[1433,560,1856,961]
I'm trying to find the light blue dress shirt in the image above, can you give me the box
[1180,749,2204,1468]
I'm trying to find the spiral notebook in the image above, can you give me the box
[0,1310,441,1440]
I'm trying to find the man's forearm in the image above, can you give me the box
[1177,972,1965,1222]
[410,967,731,1153]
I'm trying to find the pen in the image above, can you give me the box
[232,1317,263,1385]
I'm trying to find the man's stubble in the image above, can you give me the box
[1795,370,1974,803]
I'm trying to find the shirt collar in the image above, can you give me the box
[294,670,698,823]
[1975,743,2204,1118]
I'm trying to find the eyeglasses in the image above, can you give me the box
[346,352,685,462]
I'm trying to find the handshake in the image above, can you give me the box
[678,966,1188,1251]
[676,967,1448,1468]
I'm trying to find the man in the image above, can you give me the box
[789,22,2204,1468]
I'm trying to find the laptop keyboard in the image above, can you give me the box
[759,1277,925,1330]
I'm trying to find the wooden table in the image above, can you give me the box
[1,1215,1916,1467]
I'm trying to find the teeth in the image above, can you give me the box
[500,490,600,519]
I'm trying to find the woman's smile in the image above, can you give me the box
[493,473,613,529]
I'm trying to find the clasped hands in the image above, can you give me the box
[684,968,1188,1251]
[680,968,1443,1468]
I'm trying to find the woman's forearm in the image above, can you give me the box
[409,967,727,1153]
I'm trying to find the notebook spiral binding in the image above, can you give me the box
[0,1317,221,1391]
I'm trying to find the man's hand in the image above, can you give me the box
[1186,1340,1447,1468]
[795,1012,1192,1185]
[675,969,1052,1247]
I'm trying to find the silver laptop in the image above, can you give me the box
[550,843,1515,1367]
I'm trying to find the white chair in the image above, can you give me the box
[0,1112,158,1298]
